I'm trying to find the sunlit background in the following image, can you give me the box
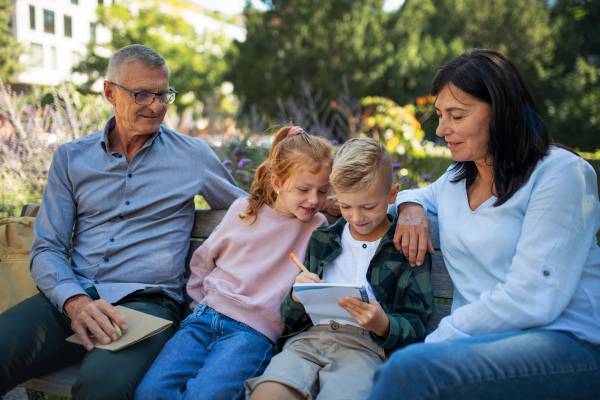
[1,0,599,219]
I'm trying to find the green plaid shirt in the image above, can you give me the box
[280,215,434,352]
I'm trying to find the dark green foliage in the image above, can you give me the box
[228,0,600,150]
[0,0,24,81]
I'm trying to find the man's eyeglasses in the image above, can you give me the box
[109,82,178,106]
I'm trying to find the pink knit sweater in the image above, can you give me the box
[186,197,327,342]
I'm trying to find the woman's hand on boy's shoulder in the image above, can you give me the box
[394,203,434,267]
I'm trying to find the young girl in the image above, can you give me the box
[134,126,333,400]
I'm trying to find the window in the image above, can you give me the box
[31,43,43,67]
[98,0,104,4]
[90,22,97,42]
[71,0,78,4]
[43,10,55,34]
[50,47,57,69]
[29,5,35,30]
[64,15,72,37]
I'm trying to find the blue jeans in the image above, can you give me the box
[368,329,600,400]
[134,304,275,400]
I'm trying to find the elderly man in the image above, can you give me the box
[0,44,246,399]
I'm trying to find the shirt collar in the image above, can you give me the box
[100,116,162,153]
[320,213,398,246]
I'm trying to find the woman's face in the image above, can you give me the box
[435,83,492,167]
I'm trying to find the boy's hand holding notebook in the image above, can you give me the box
[66,305,173,352]
[293,283,369,325]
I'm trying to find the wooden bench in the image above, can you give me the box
[17,207,451,398]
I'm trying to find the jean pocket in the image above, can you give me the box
[181,304,208,329]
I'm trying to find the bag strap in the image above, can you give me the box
[20,204,40,218]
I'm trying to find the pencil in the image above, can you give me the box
[290,253,309,273]
[112,320,122,337]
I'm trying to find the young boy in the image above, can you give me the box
[246,137,434,400]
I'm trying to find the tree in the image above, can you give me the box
[538,0,600,150]
[73,0,234,112]
[228,0,393,117]
[0,0,24,81]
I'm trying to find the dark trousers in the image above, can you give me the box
[0,287,181,400]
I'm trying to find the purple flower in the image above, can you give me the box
[330,140,339,145]
[410,185,417,189]
[238,158,252,168]
[422,174,431,182]
[222,160,233,166]
[42,170,48,174]
[228,170,233,174]
[0,208,4,212]
[232,147,248,156]
[235,169,244,175]
[392,163,402,170]
[400,177,410,184]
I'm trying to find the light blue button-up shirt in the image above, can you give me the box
[391,146,600,344]
[31,117,247,311]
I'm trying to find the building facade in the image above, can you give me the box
[10,0,245,88]
[12,0,111,86]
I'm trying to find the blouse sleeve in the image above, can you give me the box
[390,171,449,217]
[427,154,600,342]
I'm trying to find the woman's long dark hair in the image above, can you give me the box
[431,49,552,206]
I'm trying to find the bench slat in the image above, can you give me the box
[190,209,228,238]
[20,363,80,398]
[426,303,452,335]
[431,254,453,299]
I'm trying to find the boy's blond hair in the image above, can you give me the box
[330,137,393,192]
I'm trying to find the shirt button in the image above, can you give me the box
[128,173,132,178]
[103,258,109,263]
[125,201,130,205]
[109,238,115,242]
[117,154,123,158]
[543,270,550,276]
[119,215,124,219]
[330,321,339,330]
[362,244,367,249]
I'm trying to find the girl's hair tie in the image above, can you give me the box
[286,126,305,138]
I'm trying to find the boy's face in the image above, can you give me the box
[336,182,399,241]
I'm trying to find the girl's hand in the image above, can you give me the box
[339,297,390,338]
[291,272,323,302]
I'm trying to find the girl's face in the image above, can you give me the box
[272,167,331,222]
[435,83,492,168]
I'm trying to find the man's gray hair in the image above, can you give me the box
[106,44,169,84]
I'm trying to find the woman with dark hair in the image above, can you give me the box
[369,49,600,399]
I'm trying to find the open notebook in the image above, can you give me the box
[66,305,173,352]
[293,283,368,326]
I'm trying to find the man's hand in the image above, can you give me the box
[339,297,390,338]
[291,272,324,302]
[393,202,434,267]
[64,296,128,351]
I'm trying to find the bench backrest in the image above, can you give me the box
[185,210,452,334]
[22,205,453,334]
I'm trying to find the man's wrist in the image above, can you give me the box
[63,294,90,311]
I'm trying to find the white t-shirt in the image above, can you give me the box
[320,223,379,327]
